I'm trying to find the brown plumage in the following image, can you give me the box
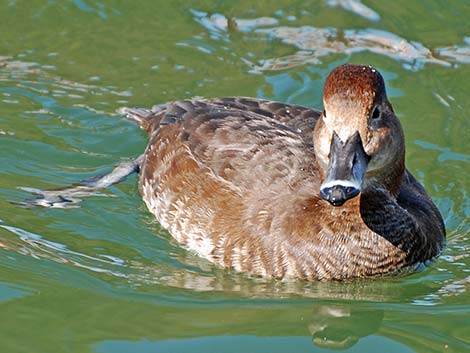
[121,64,445,280]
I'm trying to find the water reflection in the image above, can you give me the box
[90,300,466,352]
[254,27,451,72]
[0,282,30,302]
[189,10,470,73]
[0,55,132,106]
[0,224,130,278]
[309,303,383,349]
[2,218,469,309]
[436,37,470,64]
[326,0,380,21]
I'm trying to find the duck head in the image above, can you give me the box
[314,64,405,206]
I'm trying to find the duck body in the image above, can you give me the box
[122,64,445,280]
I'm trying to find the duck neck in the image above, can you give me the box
[365,157,405,198]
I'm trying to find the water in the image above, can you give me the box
[1,1,469,352]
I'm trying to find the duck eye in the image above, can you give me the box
[371,106,381,120]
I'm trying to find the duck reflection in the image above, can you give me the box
[309,303,383,350]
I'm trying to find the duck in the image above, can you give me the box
[120,64,446,280]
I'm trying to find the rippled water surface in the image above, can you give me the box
[1,1,470,352]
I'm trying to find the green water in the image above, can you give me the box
[1,1,469,352]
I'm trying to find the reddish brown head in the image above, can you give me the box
[314,64,405,206]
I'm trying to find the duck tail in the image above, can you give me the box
[117,104,167,132]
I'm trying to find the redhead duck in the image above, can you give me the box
[121,64,445,280]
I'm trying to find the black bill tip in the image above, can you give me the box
[320,185,360,206]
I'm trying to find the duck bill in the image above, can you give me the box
[320,131,369,206]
